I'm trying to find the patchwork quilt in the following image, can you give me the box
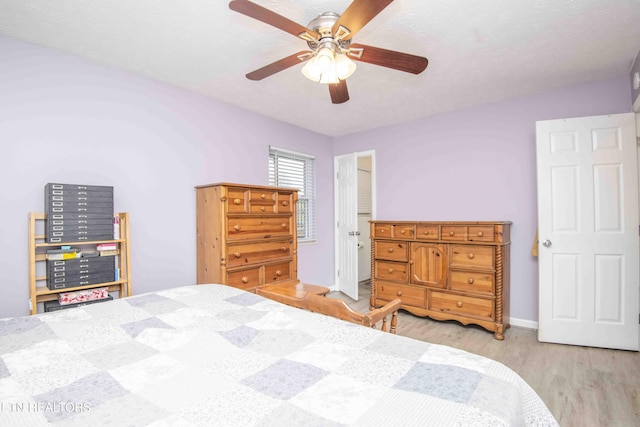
[0,284,558,426]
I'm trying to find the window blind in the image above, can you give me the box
[269,146,316,242]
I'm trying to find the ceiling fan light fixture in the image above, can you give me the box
[301,42,356,84]
[335,53,356,80]
[316,46,335,71]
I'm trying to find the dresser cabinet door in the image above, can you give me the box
[410,243,447,289]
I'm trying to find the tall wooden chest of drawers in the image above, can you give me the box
[370,221,511,339]
[196,183,299,292]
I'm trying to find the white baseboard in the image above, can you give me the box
[510,317,539,330]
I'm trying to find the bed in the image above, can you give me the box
[0,284,558,426]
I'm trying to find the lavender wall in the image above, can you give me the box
[1,34,634,323]
[334,76,632,323]
[0,36,335,318]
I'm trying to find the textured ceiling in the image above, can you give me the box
[1,0,640,136]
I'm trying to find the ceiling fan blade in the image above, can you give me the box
[229,0,317,41]
[328,80,349,104]
[348,43,428,74]
[332,0,394,40]
[246,51,312,80]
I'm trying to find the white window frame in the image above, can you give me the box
[268,145,316,243]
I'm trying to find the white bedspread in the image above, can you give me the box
[0,284,558,426]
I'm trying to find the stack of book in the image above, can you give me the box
[97,242,118,256]
[46,246,79,260]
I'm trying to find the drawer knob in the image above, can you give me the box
[234,252,241,258]
[261,193,266,199]
[468,278,474,284]
[282,247,287,252]
[468,253,475,259]
[477,231,483,237]
[396,291,403,296]
[401,229,406,234]
[388,268,394,273]
[423,230,429,235]
[260,207,265,212]
[241,276,249,284]
[281,223,287,229]
[380,229,386,233]
[388,248,394,253]
[275,270,282,276]
[282,201,289,206]
[449,231,455,236]
[234,198,241,205]
[456,301,463,308]
[234,224,241,231]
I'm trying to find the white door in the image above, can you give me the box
[335,153,359,300]
[536,113,639,351]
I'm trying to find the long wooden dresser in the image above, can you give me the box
[370,221,511,339]
[196,183,299,292]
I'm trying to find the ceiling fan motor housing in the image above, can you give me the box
[306,12,351,51]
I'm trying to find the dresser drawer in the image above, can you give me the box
[374,260,409,282]
[375,241,409,262]
[393,224,414,239]
[441,226,467,241]
[449,270,494,295]
[227,216,292,240]
[248,190,276,213]
[377,281,426,308]
[468,226,495,242]
[277,192,294,213]
[416,224,439,240]
[449,245,494,269]
[373,223,393,238]
[227,267,261,291]
[264,261,292,284]
[227,188,249,213]
[429,291,494,321]
[227,240,292,268]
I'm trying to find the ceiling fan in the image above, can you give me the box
[229,0,429,104]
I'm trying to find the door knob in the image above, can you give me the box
[542,239,552,247]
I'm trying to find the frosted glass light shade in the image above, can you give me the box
[335,53,356,80]
[301,50,356,84]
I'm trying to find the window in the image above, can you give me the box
[269,146,316,242]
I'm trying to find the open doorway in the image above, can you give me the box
[334,150,375,301]
[356,155,373,292]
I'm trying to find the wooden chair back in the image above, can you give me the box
[297,293,401,334]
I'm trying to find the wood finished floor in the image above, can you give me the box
[327,282,640,427]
